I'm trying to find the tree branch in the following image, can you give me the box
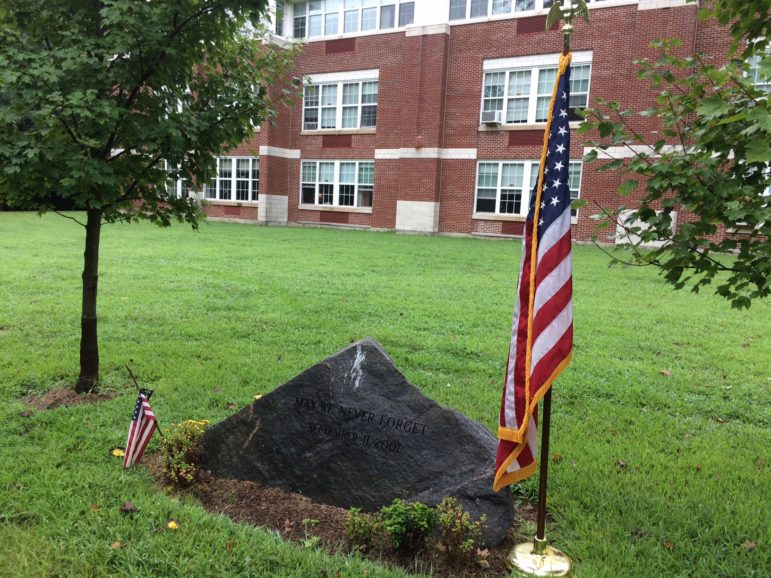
[54,210,86,227]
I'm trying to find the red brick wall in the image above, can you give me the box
[207,3,734,242]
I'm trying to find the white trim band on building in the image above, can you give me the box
[374,148,477,160]
[638,0,693,11]
[582,144,684,159]
[259,146,301,159]
[484,50,593,71]
[305,69,380,84]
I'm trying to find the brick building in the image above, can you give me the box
[199,0,735,241]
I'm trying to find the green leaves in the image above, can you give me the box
[745,140,771,164]
[0,0,298,222]
[618,179,639,197]
[579,35,771,308]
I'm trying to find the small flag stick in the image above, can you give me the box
[125,363,164,438]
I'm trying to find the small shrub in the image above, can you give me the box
[436,497,487,564]
[160,419,209,487]
[380,499,437,552]
[345,507,382,552]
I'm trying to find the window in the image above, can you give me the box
[293,0,413,38]
[748,54,770,93]
[301,160,374,208]
[471,0,489,18]
[474,160,582,218]
[205,157,259,202]
[275,1,285,35]
[449,0,466,20]
[481,52,592,124]
[303,78,378,130]
[450,0,607,19]
[398,1,415,26]
[163,162,189,198]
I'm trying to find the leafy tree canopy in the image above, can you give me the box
[578,0,770,309]
[0,0,295,224]
[0,0,297,391]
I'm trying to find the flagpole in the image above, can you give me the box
[508,1,586,575]
[125,363,164,437]
[535,388,553,542]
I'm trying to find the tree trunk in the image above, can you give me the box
[75,208,102,393]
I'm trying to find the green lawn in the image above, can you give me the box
[0,212,768,577]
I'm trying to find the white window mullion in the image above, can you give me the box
[528,68,539,124]
[336,84,343,129]
[315,161,320,205]
[522,162,532,217]
[333,161,340,206]
[249,158,254,199]
[495,162,503,215]
[214,158,219,199]
[357,81,363,129]
[234,158,240,201]
[353,160,360,207]
[502,70,511,122]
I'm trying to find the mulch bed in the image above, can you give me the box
[143,452,537,577]
[23,387,117,410]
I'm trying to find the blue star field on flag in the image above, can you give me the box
[530,66,572,242]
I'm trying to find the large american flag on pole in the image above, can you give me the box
[124,389,157,468]
[494,53,574,491]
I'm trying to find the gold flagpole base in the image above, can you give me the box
[507,537,573,577]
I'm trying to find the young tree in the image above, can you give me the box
[0,0,296,391]
[578,0,770,309]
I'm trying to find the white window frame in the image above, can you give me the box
[300,159,375,209]
[474,160,582,220]
[303,70,379,131]
[481,51,592,126]
[450,0,633,20]
[747,53,770,94]
[204,157,259,202]
[292,0,415,39]
[163,161,189,199]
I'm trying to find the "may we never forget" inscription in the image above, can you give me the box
[295,396,428,454]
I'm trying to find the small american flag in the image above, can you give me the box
[124,389,157,468]
[494,53,574,491]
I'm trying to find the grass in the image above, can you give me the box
[0,211,769,577]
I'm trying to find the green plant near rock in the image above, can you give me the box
[379,499,437,553]
[435,497,487,564]
[160,419,209,487]
[345,507,383,552]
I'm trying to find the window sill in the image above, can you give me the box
[478,121,582,132]
[202,199,260,206]
[297,28,407,43]
[301,128,377,136]
[472,212,579,225]
[472,213,526,222]
[299,203,373,214]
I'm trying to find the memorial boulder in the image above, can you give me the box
[202,338,513,547]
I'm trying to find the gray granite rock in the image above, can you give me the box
[202,338,512,547]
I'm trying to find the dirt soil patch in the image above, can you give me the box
[144,453,537,577]
[23,387,117,410]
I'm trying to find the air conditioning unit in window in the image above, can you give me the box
[481,110,503,126]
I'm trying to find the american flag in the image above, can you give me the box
[124,389,157,468]
[494,53,574,491]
